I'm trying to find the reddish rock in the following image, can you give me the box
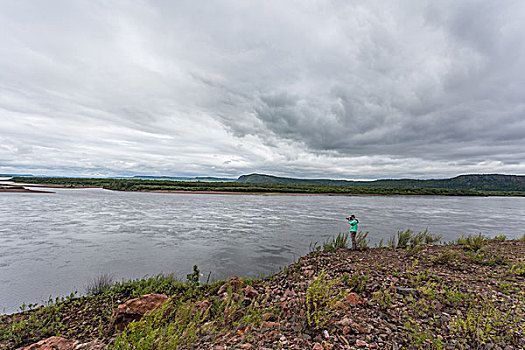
[16,336,79,350]
[112,293,168,331]
[356,339,368,347]
[261,312,276,321]
[322,341,334,349]
[192,299,212,316]
[346,292,365,306]
[354,323,373,334]
[243,285,259,299]
[283,288,296,298]
[336,317,353,327]
[217,276,244,295]
[261,321,279,329]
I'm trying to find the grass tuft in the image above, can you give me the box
[85,273,114,296]
[456,233,486,251]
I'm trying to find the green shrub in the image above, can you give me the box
[322,232,349,252]
[342,273,368,293]
[355,231,369,250]
[510,262,525,276]
[305,270,346,330]
[456,233,486,251]
[396,229,413,248]
[186,265,200,286]
[494,234,507,242]
[432,250,459,265]
[372,283,396,308]
[451,297,525,347]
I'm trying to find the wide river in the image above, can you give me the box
[1,188,524,314]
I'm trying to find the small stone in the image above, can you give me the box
[192,299,212,316]
[336,317,353,327]
[346,292,364,306]
[283,288,296,298]
[261,321,279,329]
[217,276,245,295]
[313,343,324,350]
[356,339,368,347]
[17,336,79,350]
[262,312,276,321]
[322,340,334,349]
[74,339,107,350]
[355,323,372,334]
[243,285,259,299]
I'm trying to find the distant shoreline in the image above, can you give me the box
[5,183,494,197]
[11,177,524,196]
[0,187,54,193]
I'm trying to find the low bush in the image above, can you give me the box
[321,232,349,252]
[305,270,346,330]
[456,233,486,251]
[355,231,369,250]
[510,262,525,276]
[432,250,459,265]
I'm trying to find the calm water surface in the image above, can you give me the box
[1,188,524,313]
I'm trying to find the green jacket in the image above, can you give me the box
[348,219,358,232]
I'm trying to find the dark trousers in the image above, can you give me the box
[350,231,357,250]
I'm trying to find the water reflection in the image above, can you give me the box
[0,188,524,313]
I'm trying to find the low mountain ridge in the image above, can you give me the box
[237,173,525,192]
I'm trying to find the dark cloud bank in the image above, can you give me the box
[0,1,524,179]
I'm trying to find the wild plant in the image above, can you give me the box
[432,250,459,265]
[186,265,200,286]
[404,317,446,350]
[372,283,396,308]
[342,273,368,293]
[321,232,349,252]
[355,231,369,249]
[85,273,114,295]
[450,295,525,347]
[305,270,346,330]
[510,261,525,276]
[456,233,486,251]
[396,229,413,248]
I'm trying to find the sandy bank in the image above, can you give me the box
[0,187,54,193]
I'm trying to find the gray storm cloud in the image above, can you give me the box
[0,1,524,178]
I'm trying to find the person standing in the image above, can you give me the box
[347,215,359,250]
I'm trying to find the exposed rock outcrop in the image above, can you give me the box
[111,293,168,331]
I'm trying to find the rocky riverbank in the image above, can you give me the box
[1,236,524,349]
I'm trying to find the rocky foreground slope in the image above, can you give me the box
[2,237,524,349]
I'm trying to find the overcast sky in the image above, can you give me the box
[1,1,524,179]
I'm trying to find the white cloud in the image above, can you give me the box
[0,1,524,179]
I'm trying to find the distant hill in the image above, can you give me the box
[131,175,236,182]
[237,174,525,192]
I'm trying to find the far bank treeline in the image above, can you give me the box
[11,175,525,196]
